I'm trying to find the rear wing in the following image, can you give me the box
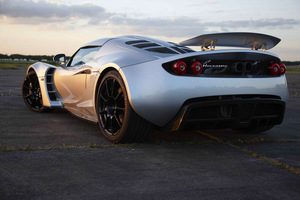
[179,32,281,51]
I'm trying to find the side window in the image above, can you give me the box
[68,46,101,67]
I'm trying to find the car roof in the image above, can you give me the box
[81,35,196,56]
[81,37,113,48]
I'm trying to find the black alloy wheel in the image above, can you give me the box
[98,74,125,136]
[96,70,154,143]
[22,71,48,112]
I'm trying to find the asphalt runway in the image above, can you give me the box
[0,68,300,199]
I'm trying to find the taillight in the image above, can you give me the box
[268,63,280,75]
[279,63,286,75]
[190,61,203,74]
[173,61,187,74]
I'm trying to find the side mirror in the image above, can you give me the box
[53,54,66,68]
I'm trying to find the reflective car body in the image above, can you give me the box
[23,33,288,140]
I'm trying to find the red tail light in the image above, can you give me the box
[268,63,280,75]
[279,63,286,75]
[173,61,187,74]
[190,61,203,74]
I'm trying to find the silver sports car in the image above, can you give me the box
[22,32,288,143]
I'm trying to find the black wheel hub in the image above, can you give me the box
[23,73,43,110]
[98,77,125,136]
[106,106,116,117]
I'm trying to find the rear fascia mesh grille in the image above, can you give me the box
[181,95,284,130]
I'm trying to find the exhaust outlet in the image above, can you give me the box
[232,62,244,73]
[244,62,253,73]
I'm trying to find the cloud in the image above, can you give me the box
[106,17,208,37]
[188,1,218,7]
[0,0,111,24]
[0,0,299,38]
[211,18,299,29]
[104,17,300,38]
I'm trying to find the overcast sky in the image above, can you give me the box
[0,0,299,60]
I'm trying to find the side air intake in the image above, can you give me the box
[46,68,61,101]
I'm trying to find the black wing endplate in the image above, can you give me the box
[179,32,281,50]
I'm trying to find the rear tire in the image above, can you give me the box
[22,71,49,112]
[96,70,154,143]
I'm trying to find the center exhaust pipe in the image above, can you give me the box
[244,62,253,73]
[232,62,253,73]
[232,62,244,73]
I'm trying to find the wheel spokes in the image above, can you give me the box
[108,117,113,132]
[114,115,122,128]
[99,109,106,114]
[103,116,109,129]
[114,91,123,101]
[98,77,125,136]
[111,79,115,97]
[23,73,43,110]
[100,93,108,102]
[105,81,110,97]
[31,97,38,108]
[23,85,30,90]
[116,107,125,112]
[25,93,33,99]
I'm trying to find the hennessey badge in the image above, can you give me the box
[203,60,228,68]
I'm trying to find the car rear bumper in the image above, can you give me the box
[120,60,288,127]
[163,95,285,131]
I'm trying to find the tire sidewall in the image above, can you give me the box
[22,71,48,113]
[96,70,133,143]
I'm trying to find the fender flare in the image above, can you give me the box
[92,63,139,120]
[25,62,62,108]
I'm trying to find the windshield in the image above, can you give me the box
[69,46,101,67]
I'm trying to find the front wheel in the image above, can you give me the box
[96,70,154,143]
[22,71,49,112]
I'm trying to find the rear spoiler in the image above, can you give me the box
[179,32,281,51]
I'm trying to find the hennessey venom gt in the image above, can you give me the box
[22,32,288,143]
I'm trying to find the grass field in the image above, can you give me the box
[0,61,35,69]
[0,60,299,72]
[286,65,300,73]
[0,61,56,69]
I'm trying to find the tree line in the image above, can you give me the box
[282,61,300,66]
[0,53,299,65]
[0,54,70,61]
